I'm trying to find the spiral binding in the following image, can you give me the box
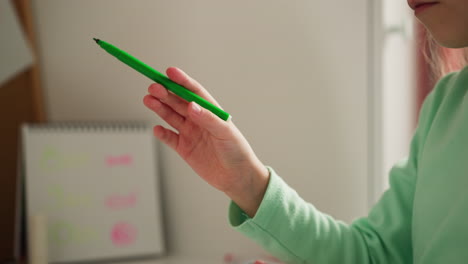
[23,121,151,133]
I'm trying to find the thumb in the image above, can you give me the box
[188,101,232,138]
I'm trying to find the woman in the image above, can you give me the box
[143,0,468,262]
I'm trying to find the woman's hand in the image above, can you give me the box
[143,67,269,217]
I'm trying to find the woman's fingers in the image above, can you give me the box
[153,125,179,151]
[148,67,226,122]
[145,67,231,139]
[187,101,232,139]
[148,83,189,117]
[166,67,224,109]
[143,94,185,131]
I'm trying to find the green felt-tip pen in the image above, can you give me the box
[93,38,231,121]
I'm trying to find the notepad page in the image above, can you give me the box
[22,124,165,263]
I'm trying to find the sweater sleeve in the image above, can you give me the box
[228,78,448,263]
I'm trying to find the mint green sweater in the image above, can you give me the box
[229,66,468,264]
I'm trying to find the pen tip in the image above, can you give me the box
[93,38,100,44]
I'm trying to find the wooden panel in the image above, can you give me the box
[13,0,45,121]
[0,0,45,261]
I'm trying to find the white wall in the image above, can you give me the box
[367,0,416,207]
[32,0,370,260]
[381,0,416,191]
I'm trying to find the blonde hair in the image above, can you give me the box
[422,28,468,82]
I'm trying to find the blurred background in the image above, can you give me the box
[0,0,436,262]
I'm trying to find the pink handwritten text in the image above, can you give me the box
[106,154,133,167]
[111,222,137,246]
[105,192,137,210]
